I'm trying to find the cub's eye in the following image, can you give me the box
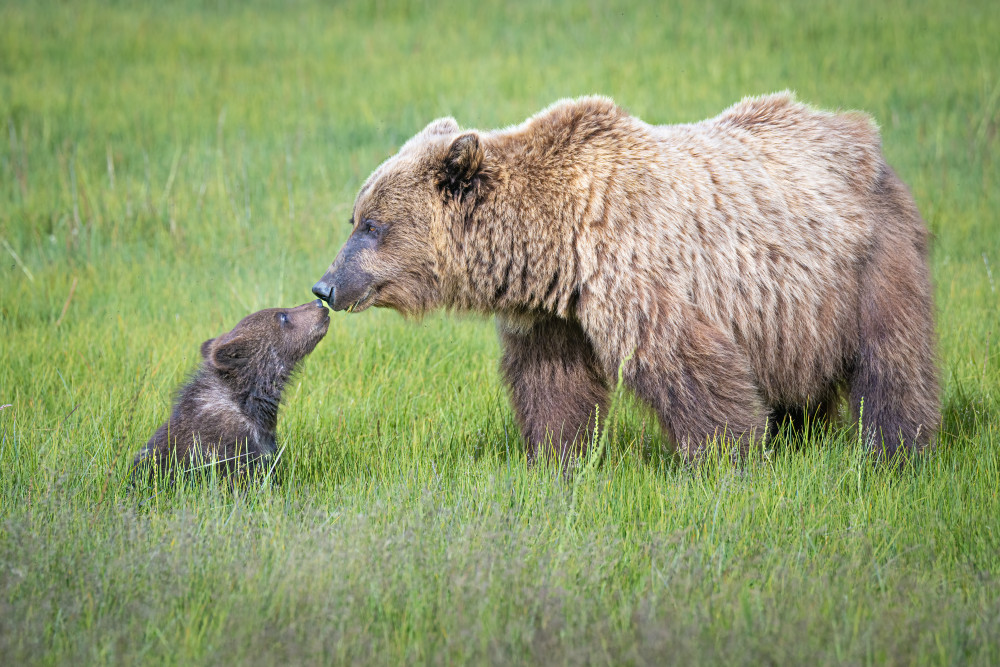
[277,312,289,326]
[368,224,376,233]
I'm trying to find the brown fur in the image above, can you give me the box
[132,301,330,483]
[313,93,939,462]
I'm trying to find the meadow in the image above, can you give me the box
[1,0,998,663]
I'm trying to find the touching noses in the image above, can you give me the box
[312,279,333,303]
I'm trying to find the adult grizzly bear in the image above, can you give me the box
[312,93,939,462]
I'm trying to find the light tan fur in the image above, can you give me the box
[316,93,940,462]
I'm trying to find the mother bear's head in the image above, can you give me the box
[312,117,490,316]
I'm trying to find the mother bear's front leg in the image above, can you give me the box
[498,316,610,464]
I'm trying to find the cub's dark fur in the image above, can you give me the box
[132,300,329,483]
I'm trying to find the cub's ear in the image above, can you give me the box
[209,334,251,371]
[440,132,485,198]
[200,338,216,359]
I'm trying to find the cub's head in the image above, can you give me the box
[201,300,330,381]
[312,117,490,316]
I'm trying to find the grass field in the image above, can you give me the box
[2,0,999,663]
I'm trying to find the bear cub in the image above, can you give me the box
[132,300,329,484]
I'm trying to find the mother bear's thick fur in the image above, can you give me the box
[313,93,939,462]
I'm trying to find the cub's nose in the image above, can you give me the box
[312,280,333,303]
[313,299,327,309]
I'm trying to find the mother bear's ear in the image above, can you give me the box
[401,117,460,153]
[423,117,460,136]
[439,132,487,200]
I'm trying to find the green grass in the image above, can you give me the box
[2,0,999,663]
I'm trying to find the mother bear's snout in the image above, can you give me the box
[311,261,375,312]
[312,279,334,303]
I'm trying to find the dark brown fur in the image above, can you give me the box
[499,318,610,463]
[313,94,940,463]
[131,301,329,483]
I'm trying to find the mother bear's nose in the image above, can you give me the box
[312,279,334,303]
